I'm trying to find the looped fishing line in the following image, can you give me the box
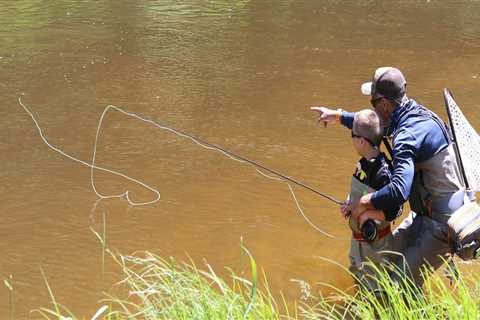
[19,98,160,206]
[18,97,338,237]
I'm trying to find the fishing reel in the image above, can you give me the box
[362,219,378,243]
[348,216,378,242]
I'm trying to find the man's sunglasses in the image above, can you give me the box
[370,97,383,108]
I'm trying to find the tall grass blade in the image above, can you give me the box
[4,274,14,320]
[40,267,61,317]
[91,305,108,320]
[240,244,257,320]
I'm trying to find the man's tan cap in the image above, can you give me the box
[361,67,406,101]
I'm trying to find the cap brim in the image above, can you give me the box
[361,82,372,95]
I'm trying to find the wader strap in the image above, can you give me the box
[431,113,452,143]
[382,137,393,161]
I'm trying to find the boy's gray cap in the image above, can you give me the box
[361,67,406,101]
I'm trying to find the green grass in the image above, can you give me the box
[36,250,480,320]
[3,274,14,320]
[103,249,287,320]
[90,211,107,275]
[301,259,480,320]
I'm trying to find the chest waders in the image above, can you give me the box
[402,107,464,218]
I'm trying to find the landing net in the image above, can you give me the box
[444,89,480,192]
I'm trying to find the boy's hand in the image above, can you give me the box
[310,106,340,127]
[340,202,352,219]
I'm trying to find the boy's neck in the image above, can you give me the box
[362,146,380,160]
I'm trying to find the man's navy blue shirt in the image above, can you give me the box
[341,99,450,220]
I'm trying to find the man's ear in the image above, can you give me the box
[380,99,388,112]
[385,99,395,112]
[360,137,367,147]
[379,100,391,115]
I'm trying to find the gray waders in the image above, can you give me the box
[348,177,393,291]
[392,144,465,286]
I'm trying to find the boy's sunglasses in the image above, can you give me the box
[351,131,376,147]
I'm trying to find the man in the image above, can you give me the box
[311,67,465,286]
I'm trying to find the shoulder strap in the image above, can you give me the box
[382,137,393,161]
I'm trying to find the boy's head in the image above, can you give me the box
[352,109,382,157]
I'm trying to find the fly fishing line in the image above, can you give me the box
[18,97,339,237]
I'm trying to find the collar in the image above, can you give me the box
[360,152,386,168]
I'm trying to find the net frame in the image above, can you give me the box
[443,88,480,193]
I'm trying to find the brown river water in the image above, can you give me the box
[2,1,480,318]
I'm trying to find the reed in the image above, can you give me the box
[102,249,287,320]
[90,211,107,274]
[36,251,480,320]
[4,274,14,320]
[34,267,108,319]
[300,259,480,320]
[34,267,76,319]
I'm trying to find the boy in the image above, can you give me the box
[341,109,401,291]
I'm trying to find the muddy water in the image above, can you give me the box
[2,1,480,317]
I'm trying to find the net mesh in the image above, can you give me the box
[444,89,480,192]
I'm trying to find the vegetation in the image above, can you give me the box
[3,275,14,320]
[34,248,480,320]
[301,260,480,320]
[36,247,289,320]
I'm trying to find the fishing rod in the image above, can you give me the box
[166,127,344,206]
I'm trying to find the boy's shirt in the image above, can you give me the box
[352,153,401,221]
